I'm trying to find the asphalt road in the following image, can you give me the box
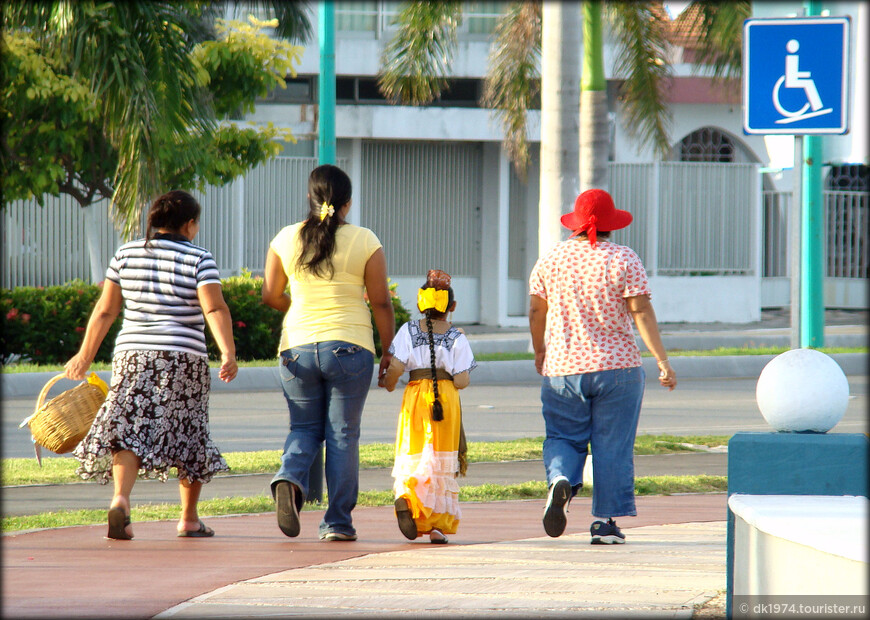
[5,374,867,460]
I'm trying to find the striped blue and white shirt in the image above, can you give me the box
[106,234,222,357]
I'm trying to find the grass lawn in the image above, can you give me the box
[1,434,729,486]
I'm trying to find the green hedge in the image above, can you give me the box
[1,273,410,365]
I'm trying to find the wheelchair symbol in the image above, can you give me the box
[772,39,832,124]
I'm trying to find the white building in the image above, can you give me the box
[236,1,867,325]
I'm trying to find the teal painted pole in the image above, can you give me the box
[307,0,335,502]
[318,0,336,165]
[801,135,824,347]
[800,0,824,347]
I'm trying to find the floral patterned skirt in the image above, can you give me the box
[73,350,228,484]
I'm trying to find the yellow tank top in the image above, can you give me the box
[270,222,382,355]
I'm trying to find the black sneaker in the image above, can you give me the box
[543,477,571,537]
[590,518,626,544]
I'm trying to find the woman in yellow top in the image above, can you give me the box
[262,164,395,542]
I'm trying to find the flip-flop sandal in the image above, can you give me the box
[107,507,133,540]
[394,497,418,540]
[177,520,214,538]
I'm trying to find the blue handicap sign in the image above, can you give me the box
[743,17,850,135]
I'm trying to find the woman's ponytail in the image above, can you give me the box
[297,165,352,278]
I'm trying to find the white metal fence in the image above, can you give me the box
[358,140,483,279]
[2,157,345,288]
[3,154,866,296]
[609,162,759,276]
[760,188,868,279]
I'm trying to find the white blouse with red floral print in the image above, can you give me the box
[528,239,651,376]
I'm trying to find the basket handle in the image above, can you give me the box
[36,373,70,412]
[19,374,70,429]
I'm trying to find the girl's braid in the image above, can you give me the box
[425,312,444,421]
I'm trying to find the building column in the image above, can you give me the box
[479,143,512,327]
[348,138,362,226]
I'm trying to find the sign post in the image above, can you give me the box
[743,15,851,348]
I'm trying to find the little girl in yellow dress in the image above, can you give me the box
[382,270,476,543]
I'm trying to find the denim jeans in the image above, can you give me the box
[540,366,645,518]
[271,341,374,537]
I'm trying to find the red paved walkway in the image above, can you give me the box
[2,494,726,619]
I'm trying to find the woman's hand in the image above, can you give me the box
[218,353,238,383]
[377,352,393,388]
[534,349,546,375]
[657,359,677,391]
[64,353,93,382]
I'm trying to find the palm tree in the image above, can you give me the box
[2,1,311,238]
[378,1,749,250]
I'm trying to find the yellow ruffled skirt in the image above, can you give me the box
[392,378,462,535]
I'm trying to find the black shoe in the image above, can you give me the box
[275,481,301,537]
[590,518,626,544]
[394,497,418,540]
[543,477,571,537]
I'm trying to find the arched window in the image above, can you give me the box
[677,127,734,163]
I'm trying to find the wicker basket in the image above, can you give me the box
[23,373,108,454]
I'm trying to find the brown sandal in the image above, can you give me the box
[107,507,132,540]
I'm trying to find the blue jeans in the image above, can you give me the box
[540,366,645,519]
[271,341,374,537]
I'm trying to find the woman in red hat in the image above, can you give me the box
[528,188,677,545]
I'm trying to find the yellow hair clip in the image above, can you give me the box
[319,202,335,221]
[417,287,448,313]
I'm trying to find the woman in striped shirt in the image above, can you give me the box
[65,190,238,540]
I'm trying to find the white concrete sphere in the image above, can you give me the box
[755,349,850,433]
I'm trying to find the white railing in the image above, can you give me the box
[608,162,759,277]
[3,155,866,293]
[763,190,791,278]
[826,189,869,279]
[1,157,344,288]
[759,188,868,279]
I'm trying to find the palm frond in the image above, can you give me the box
[691,0,749,84]
[482,1,542,178]
[378,0,462,105]
[608,2,673,157]
[84,3,214,234]
[240,0,313,43]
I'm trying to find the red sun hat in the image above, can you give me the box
[560,189,633,246]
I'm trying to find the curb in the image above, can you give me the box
[467,333,868,355]
[2,353,866,399]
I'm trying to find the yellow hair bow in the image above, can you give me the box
[319,202,335,221]
[417,287,448,313]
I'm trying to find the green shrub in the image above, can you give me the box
[1,280,119,365]
[207,271,283,361]
[1,274,410,365]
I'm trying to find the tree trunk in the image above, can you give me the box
[538,2,581,255]
[83,203,105,283]
[580,0,609,192]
